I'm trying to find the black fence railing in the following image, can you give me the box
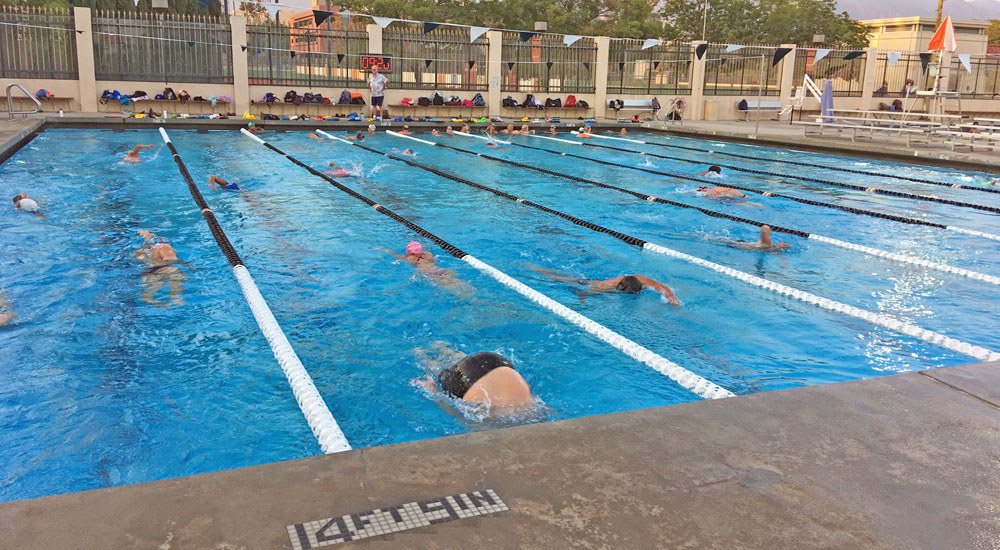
[871,52,925,99]
[606,41,692,96]
[93,11,231,83]
[501,33,596,94]
[703,45,781,96]
[951,56,1000,99]
[792,49,866,97]
[383,26,488,91]
[0,6,77,80]
[246,21,367,88]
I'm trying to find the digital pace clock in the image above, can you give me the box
[360,54,392,72]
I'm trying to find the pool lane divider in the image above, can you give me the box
[428,133,1000,284]
[245,128,734,401]
[446,132,1000,242]
[159,127,352,454]
[584,131,1000,195]
[562,132,1000,215]
[340,130,1000,363]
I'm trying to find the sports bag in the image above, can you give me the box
[163,87,177,100]
[564,95,577,107]
[284,90,298,102]
[463,99,474,107]
[418,96,431,106]
[432,91,445,105]
[472,93,486,106]
[338,90,352,104]
[577,100,589,109]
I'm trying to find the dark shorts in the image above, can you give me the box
[371,96,384,107]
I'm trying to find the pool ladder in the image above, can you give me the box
[6,83,41,120]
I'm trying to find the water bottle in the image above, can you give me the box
[58,109,63,117]
[163,110,168,119]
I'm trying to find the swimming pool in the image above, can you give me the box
[2,126,997,502]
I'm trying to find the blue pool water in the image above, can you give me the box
[1,127,997,502]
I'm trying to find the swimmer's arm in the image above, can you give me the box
[208,175,229,190]
[635,275,681,306]
[129,144,153,156]
[372,247,406,261]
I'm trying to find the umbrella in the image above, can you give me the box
[928,15,957,53]
[820,79,834,122]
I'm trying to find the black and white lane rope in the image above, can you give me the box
[444,132,1000,242]
[421,132,1000,285]
[338,129,1000,363]
[159,128,352,454]
[241,128,734,401]
[559,132,1000,215]
[584,131,1000,195]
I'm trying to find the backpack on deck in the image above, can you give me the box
[432,91,445,105]
[284,90,298,103]
[163,87,177,100]
[264,92,276,105]
[564,95,577,108]
[523,94,537,107]
[502,96,518,107]
[472,92,486,107]
[544,97,561,107]
[338,90,352,104]
[293,96,305,106]
[576,100,589,109]
[463,99,474,107]
[417,97,431,106]
[737,99,749,111]
[651,97,661,111]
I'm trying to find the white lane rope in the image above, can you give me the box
[641,242,1000,363]
[164,128,350,454]
[572,131,649,145]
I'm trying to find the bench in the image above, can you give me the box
[933,129,1000,152]
[101,97,231,115]
[739,100,783,121]
[608,99,658,120]
[794,118,935,147]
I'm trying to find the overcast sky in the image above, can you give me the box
[837,0,1000,20]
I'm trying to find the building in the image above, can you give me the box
[860,17,989,55]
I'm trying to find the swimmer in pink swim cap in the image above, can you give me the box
[373,241,473,297]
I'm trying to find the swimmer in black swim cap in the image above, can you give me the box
[529,265,680,305]
[415,345,535,415]
[696,165,722,177]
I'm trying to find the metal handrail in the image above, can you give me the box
[7,83,42,120]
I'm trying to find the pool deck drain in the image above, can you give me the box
[2,361,998,549]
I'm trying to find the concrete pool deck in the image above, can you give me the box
[2,360,998,549]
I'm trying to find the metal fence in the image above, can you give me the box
[383,25,487,91]
[703,45,781,96]
[92,11,232,83]
[501,33,596,94]
[871,52,925,99]
[247,21,367,88]
[0,6,77,80]
[606,41,691,96]
[792,49,866,97]
[951,56,1000,99]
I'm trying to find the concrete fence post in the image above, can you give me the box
[229,15,250,114]
[367,23,382,54]
[73,6,97,112]
[689,41,707,120]
[778,43,796,108]
[594,37,610,119]
[860,47,879,111]
[487,30,502,117]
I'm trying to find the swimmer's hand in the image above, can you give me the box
[137,229,153,240]
[414,375,439,394]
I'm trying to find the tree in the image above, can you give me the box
[988,19,1000,45]
[660,0,869,47]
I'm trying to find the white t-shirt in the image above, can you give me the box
[16,198,39,212]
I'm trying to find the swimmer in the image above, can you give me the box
[519,124,535,135]
[432,129,440,137]
[208,175,240,191]
[503,123,517,135]
[326,162,352,176]
[415,344,536,416]
[397,125,412,136]
[578,124,592,138]
[446,125,454,135]
[125,144,154,162]
[308,132,322,140]
[374,241,472,297]
[12,193,46,219]
[368,124,376,134]
[696,185,748,199]
[696,165,723,178]
[401,148,417,157]
[460,123,470,133]
[729,225,790,251]
[620,127,628,136]
[246,122,264,134]
[346,132,366,141]
[0,294,16,326]
[549,125,558,136]
[530,265,680,305]
[135,229,187,307]
[487,124,498,135]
